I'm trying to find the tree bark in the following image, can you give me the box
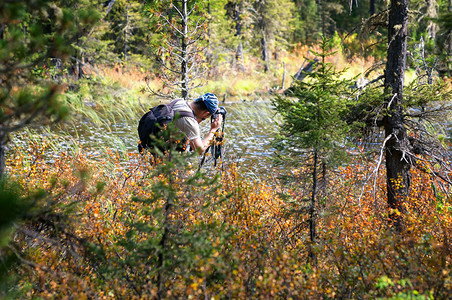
[124,6,129,61]
[383,0,410,232]
[226,1,244,69]
[180,0,189,100]
[308,151,318,265]
[369,0,376,16]
[233,3,242,36]
[260,34,269,72]
[255,0,269,72]
[448,0,452,61]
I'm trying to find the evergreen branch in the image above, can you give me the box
[361,75,385,89]
[5,106,47,135]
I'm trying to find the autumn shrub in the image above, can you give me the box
[1,133,451,299]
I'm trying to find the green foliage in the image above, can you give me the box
[0,179,30,297]
[292,0,319,43]
[0,0,103,177]
[273,36,354,166]
[272,36,356,264]
[346,70,451,145]
[0,179,30,247]
[104,0,152,62]
[251,0,297,50]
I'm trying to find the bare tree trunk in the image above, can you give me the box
[105,0,116,16]
[124,7,129,61]
[181,0,189,100]
[254,0,269,72]
[261,34,269,72]
[384,0,410,232]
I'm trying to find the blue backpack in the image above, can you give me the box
[137,99,195,152]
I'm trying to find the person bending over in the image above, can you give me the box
[138,93,223,155]
[172,93,223,154]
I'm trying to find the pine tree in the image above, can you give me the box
[273,36,354,263]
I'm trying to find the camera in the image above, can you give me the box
[212,106,227,120]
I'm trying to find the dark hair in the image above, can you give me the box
[193,99,208,112]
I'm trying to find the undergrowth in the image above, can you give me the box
[2,136,451,298]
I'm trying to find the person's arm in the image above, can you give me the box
[190,115,223,154]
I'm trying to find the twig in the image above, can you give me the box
[387,93,398,110]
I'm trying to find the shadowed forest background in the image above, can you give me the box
[1,0,452,298]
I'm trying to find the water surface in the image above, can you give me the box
[54,101,280,178]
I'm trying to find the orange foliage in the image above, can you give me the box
[93,64,153,90]
[5,138,452,298]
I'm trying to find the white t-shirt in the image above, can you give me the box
[172,99,201,141]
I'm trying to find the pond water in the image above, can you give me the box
[52,101,281,179]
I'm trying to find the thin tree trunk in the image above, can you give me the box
[370,0,376,15]
[105,0,116,16]
[320,160,327,193]
[236,42,243,61]
[0,23,4,40]
[448,0,452,62]
[234,5,242,36]
[261,34,269,72]
[157,197,171,299]
[0,138,6,178]
[181,0,188,100]
[308,151,318,265]
[233,2,244,71]
[281,62,286,90]
[384,0,410,232]
[124,7,129,61]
